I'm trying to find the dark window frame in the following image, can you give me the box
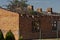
[52,20,57,31]
[32,20,40,32]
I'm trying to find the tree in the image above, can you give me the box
[5,30,15,40]
[0,29,4,40]
[6,0,28,13]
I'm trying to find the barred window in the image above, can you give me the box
[32,20,40,32]
[52,20,57,31]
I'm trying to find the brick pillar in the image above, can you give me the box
[46,8,52,13]
[27,5,33,10]
[37,8,42,13]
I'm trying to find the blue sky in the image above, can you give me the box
[0,0,60,13]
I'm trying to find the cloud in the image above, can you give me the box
[28,0,51,5]
[35,1,50,4]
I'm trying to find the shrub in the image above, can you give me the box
[5,30,15,40]
[19,35,23,40]
[0,29,4,40]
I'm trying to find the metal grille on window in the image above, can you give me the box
[52,20,57,31]
[32,20,40,32]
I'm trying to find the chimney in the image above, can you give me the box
[37,8,42,13]
[46,8,52,13]
[27,5,33,10]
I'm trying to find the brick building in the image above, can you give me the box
[20,6,60,40]
[0,8,19,40]
[0,5,60,40]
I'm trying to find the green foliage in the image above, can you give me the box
[0,29,4,40]
[30,10,35,15]
[19,36,23,40]
[6,0,28,13]
[28,10,35,15]
[5,30,15,40]
[20,0,28,7]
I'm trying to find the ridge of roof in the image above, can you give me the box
[0,7,18,13]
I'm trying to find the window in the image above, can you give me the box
[52,20,57,31]
[32,20,40,32]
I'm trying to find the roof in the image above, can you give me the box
[0,7,60,16]
[0,7,18,14]
[32,11,60,16]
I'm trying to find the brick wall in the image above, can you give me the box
[20,15,40,39]
[20,14,60,39]
[0,8,19,40]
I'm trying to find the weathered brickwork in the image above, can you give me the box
[1,6,60,40]
[20,15,40,39]
[0,8,19,40]
[20,14,60,39]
